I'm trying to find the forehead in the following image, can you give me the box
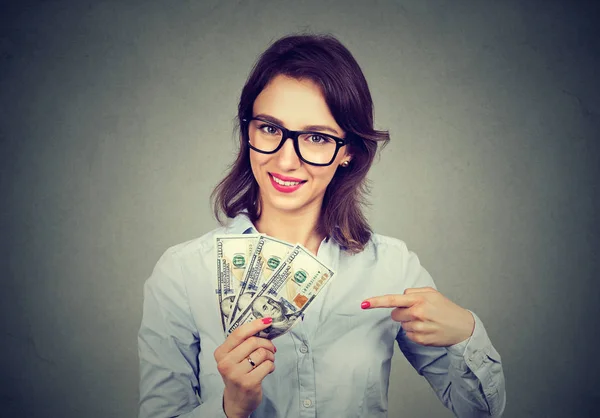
[252,74,342,133]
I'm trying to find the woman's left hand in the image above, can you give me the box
[361,287,475,347]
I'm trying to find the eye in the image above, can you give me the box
[306,134,333,144]
[258,123,280,135]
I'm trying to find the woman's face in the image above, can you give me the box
[249,74,350,216]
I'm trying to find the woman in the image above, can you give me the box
[138,33,506,418]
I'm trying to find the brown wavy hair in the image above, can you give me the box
[211,33,390,253]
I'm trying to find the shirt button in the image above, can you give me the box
[299,345,308,353]
[303,399,313,408]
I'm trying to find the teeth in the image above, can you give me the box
[273,176,300,186]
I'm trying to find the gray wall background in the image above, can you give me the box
[1,1,599,417]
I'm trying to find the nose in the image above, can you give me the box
[276,136,301,169]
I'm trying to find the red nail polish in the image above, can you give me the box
[262,317,273,325]
[361,301,370,309]
[274,346,277,353]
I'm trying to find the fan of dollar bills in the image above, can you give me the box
[215,234,336,340]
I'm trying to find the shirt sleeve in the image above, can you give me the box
[446,335,470,356]
[394,245,506,417]
[138,248,227,418]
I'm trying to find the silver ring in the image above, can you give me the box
[247,356,256,368]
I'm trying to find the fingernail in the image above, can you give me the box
[262,317,273,325]
[361,301,370,309]
[274,346,277,353]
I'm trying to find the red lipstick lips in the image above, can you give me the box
[269,173,306,193]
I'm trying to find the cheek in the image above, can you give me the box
[308,166,339,187]
[249,152,269,178]
[250,151,273,165]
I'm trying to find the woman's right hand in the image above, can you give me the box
[214,317,277,418]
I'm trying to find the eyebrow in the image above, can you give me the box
[254,113,342,136]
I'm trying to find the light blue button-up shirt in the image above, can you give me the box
[138,214,506,417]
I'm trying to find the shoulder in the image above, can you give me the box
[146,223,228,287]
[335,232,414,264]
[346,232,433,288]
[160,224,227,263]
[355,232,414,262]
[369,232,412,253]
[338,232,417,268]
[366,232,436,289]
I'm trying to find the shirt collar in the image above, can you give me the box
[224,212,341,250]
[224,212,258,235]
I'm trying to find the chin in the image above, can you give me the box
[266,198,308,213]
[264,191,320,213]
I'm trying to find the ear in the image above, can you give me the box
[345,146,353,162]
[340,147,352,163]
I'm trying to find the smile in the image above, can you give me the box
[269,173,306,193]
[273,176,300,186]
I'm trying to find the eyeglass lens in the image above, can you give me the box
[248,120,337,165]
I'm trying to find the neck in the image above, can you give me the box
[255,201,325,255]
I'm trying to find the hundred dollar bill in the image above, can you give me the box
[228,244,335,339]
[215,234,259,332]
[228,235,294,326]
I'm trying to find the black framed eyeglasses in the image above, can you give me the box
[242,117,350,167]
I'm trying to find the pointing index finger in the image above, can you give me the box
[404,286,437,294]
[362,294,419,309]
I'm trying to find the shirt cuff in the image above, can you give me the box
[446,308,476,356]
[446,310,501,370]
[447,335,471,356]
